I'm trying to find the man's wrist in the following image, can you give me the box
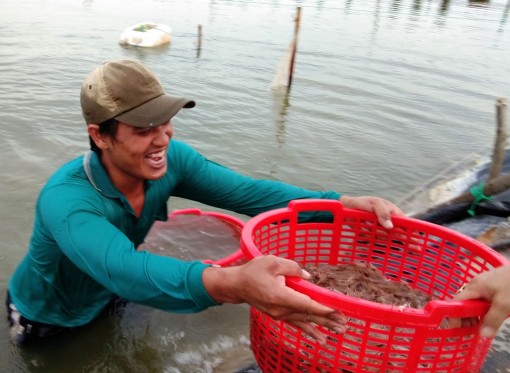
[202,266,244,305]
[339,195,352,206]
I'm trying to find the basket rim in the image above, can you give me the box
[241,199,510,326]
[168,208,245,267]
[169,208,245,228]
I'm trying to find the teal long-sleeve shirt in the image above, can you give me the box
[8,139,340,327]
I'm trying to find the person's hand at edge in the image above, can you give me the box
[202,255,347,344]
[453,265,510,338]
[339,195,405,229]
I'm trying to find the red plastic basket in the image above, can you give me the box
[241,199,509,373]
[143,208,246,267]
[169,208,246,267]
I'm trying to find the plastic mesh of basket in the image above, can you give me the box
[241,199,509,373]
[168,208,246,267]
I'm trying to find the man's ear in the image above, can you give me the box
[87,124,109,150]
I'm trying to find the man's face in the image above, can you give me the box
[102,121,174,184]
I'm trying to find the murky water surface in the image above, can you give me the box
[1,0,509,371]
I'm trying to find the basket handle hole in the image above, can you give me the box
[296,210,335,223]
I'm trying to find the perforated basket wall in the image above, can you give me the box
[241,200,509,373]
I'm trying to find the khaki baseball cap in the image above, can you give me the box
[80,59,195,127]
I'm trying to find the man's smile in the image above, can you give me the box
[145,149,166,168]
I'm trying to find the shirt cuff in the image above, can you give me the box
[186,261,221,308]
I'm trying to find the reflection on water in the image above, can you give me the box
[0,0,509,371]
[271,90,291,147]
[119,43,172,57]
[499,0,510,33]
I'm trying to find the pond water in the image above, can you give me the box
[0,0,509,371]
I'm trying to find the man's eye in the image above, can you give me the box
[136,129,152,136]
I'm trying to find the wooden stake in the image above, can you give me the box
[416,98,509,215]
[487,98,508,181]
[287,7,302,91]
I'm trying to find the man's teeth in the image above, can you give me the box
[147,150,165,159]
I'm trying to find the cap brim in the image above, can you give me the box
[115,95,195,128]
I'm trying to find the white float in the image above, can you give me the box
[119,22,172,48]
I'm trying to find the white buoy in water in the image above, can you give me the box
[119,22,172,48]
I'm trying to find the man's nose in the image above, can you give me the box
[153,125,172,145]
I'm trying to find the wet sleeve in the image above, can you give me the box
[38,185,219,313]
[170,141,341,217]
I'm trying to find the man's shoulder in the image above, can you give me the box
[169,139,193,152]
[168,139,204,163]
[42,155,90,193]
[50,154,85,177]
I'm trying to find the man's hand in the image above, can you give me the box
[203,255,346,343]
[339,195,404,229]
[453,265,510,338]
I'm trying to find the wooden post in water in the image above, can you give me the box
[487,97,508,182]
[418,97,509,214]
[287,7,302,91]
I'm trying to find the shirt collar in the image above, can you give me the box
[82,151,123,199]
[82,151,162,220]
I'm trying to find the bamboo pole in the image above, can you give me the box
[487,98,508,181]
[415,170,510,217]
[287,7,302,91]
[444,172,510,205]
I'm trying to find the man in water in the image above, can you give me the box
[6,59,403,345]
